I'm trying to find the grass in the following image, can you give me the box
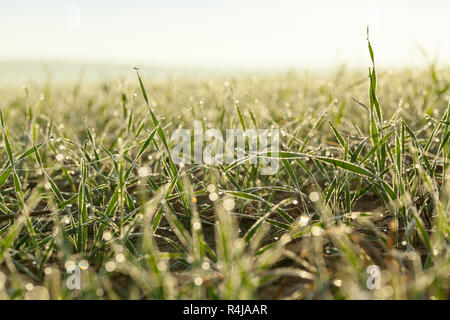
[0,39,449,300]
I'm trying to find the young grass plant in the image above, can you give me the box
[0,35,448,299]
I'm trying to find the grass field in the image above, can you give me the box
[0,39,449,300]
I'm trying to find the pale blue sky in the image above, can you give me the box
[1,0,449,69]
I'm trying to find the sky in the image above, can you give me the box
[1,0,450,70]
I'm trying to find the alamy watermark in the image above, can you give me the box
[366,265,381,290]
[66,260,89,290]
[170,121,280,175]
[66,5,81,30]
[66,265,81,290]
